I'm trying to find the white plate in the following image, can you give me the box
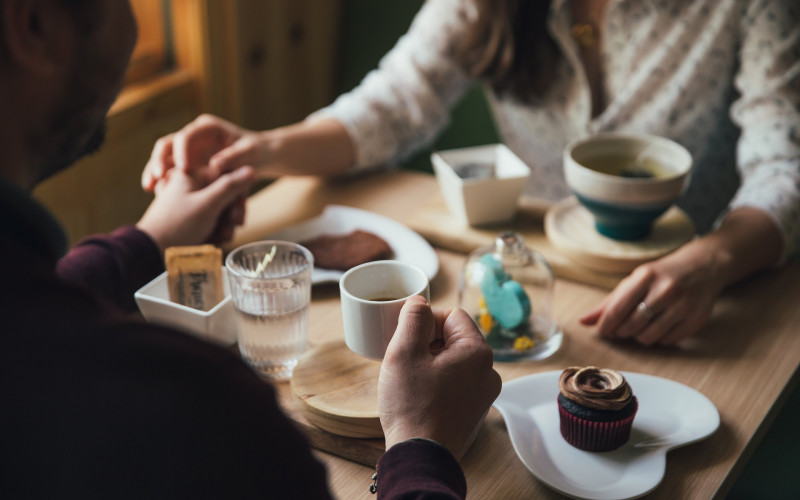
[266,205,439,284]
[493,370,720,500]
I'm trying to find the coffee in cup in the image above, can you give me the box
[339,261,430,359]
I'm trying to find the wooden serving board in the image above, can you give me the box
[544,197,695,274]
[291,341,384,438]
[405,196,626,289]
[277,390,385,467]
[275,341,386,467]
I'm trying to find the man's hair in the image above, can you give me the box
[0,0,101,58]
[0,0,101,47]
[56,0,102,31]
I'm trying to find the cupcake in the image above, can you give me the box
[557,366,638,452]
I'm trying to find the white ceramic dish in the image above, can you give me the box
[563,133,693,241]
[564,133,692,205]
[493,370,720,500]
[134,268,237,346]
[266,205,439,284]
[432,144,531,226]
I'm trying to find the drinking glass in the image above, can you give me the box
[225,241,313,380]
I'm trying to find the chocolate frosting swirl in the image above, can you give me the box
[559,366,633,411]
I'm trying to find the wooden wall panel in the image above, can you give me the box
[227,0,342,129]
[171,0,341,128]
[126,0,168,83]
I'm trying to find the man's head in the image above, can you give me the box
[0,0,136,188]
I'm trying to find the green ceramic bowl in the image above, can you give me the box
[564,133,692,241]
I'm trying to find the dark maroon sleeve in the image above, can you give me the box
[56,225,163,312]
[376,438,467,499]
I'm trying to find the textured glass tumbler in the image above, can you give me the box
[225,241,313,380]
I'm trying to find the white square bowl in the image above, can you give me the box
[432,144,531,226]
[134,268,237,346]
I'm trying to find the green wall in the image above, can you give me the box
[335,0,499,172]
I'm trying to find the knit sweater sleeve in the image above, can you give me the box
[308,0,475,170]
[56,225,164,312]
[376,438,467,499]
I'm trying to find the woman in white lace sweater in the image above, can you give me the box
[143,0,800,346]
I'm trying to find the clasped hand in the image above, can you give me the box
[141,114,274,193]
[380,296,502,461]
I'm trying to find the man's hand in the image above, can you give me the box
[379,296,502,461]
[137,166,253,252]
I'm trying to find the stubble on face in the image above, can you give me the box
[32,77,109,183]
[30,0,136,184]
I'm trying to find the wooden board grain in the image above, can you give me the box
[287,341,387,467]
[544,197,695,274]
[291,341,383,438]
[276,382,385,468]
[405,195,626,289]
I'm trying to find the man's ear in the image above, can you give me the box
[1,0,67,75]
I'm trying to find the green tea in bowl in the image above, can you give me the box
[581,154,672,179]
[564,133,693,241]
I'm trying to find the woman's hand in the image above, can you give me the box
[379,296,502,461]
[141,114,268,192]
[141,114,356,192]
[580,207,783,345]
[579,239,725,345]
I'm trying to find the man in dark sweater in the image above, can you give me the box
[0,0,501,498]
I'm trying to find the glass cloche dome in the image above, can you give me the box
[459,232,562,361]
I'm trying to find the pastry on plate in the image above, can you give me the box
[299,230,393,271]
[557,366,638,451]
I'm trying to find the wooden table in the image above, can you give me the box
[230,170,800,499]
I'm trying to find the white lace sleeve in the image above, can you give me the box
[308,0,475,169]
[729,0,800,261]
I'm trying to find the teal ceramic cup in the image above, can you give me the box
[564,133,693,241]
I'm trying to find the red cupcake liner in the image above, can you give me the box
[558,397,638,452]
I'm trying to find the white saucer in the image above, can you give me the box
[493,370,720,500]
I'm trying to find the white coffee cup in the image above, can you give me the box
[339,261,430,359]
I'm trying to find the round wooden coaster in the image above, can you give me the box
[290,340,383,438]
[544,197,695,274]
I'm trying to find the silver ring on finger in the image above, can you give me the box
[636,301,656,321]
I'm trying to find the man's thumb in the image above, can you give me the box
[200,166,254,212]
[390,295,436,355]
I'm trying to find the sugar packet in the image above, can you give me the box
[165,245,224,312]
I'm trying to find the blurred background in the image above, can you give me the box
[32,2,798,497]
